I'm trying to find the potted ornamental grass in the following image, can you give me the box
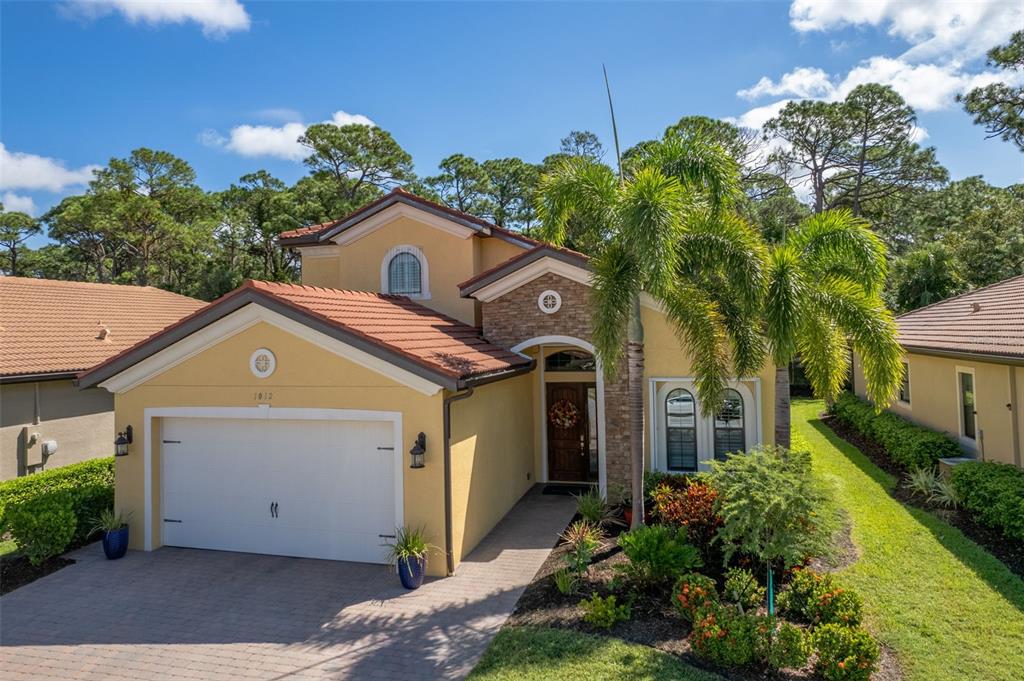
[90,508,132,560]
[384,526,435,590]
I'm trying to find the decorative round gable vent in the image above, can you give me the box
[250,348,276,378]
[538,289,562,314]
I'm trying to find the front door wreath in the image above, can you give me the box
[549,398,581,429]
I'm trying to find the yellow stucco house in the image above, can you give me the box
[852,274,1024,468]
[79,189,776,576]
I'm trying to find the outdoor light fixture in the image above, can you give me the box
[114,425,133,457]
[409,432,426,469]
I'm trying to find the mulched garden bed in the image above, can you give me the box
[822,414,1024,579]
[508,517,902,681]
[0,536,98,595]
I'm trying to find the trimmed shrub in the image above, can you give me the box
[580,594,631,629]
[831,392,960,470]
[758,620,811,670]
[778,568,862,627]
[617,524,701,588]
[672,572,719,621]
[813,623,880,681]
[950,460,1024,541]
[690,604,759,668]
[0,458,114,565]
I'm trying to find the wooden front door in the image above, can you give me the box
[546,382,592,482]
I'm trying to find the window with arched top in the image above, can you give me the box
[665,388,698,472]
[545,350,596,372]
[714,389,745,460]
[387,252,422,295]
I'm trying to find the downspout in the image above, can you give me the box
[442,386,474,576]
[1010,366,1021,467]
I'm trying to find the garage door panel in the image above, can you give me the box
[160,416,397,563]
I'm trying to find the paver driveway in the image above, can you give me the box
[0,487,574,681]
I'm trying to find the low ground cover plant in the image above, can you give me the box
[831,392,960,470]
[0,458,114,565]
[580,593,631,629]
[950,460,1024,540]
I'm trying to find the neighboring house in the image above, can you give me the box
[78,188,776,576]
[852,274,1024,468]
[0,277,204,480]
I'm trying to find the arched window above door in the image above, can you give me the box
[545,350,596,372]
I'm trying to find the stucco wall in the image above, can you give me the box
[0,379,114,480]
[112,321,456,575]
[448,373,535,561]
[853,351,1023,467]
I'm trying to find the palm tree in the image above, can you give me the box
[765,209,903,448]
[537,135,767,527]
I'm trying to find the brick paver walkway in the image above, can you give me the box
[0,487,574,680]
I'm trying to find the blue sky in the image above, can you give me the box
[2,1,1022,242]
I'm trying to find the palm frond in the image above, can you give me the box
[616,166,686,296]
[590,243,641,380]
[535,157,618,246]
[677,210,767,314]
[646,134,743,211]
[763,245,806,366]
[789,210,888,295]
[658,282,731,415]
[808,277,903,408]
[795,312,850,402]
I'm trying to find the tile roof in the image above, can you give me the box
[0,277,204,378]
[896,274,1024,360]
[78,280,533,389]
[278,187,542,249]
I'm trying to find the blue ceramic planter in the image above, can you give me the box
[397,556,426,589]
[102,526,129,560]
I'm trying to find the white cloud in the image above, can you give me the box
[725,99,792,130]
[0,144,98,192]
[63,0,250,38]
[738,67,833,101]
[789,0,1023,62]
[910,125,929,143]
[2,192,37,215]
[203,110,376,161]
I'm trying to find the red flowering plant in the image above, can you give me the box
[651,480,722,561]
[672,572,719,621]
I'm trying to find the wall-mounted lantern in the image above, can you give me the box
[409,432,426,469]
[114,425,133,457]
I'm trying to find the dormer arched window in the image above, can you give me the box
[381,245,429,298]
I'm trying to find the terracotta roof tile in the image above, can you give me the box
[896,274,1024,360]
[0,277,204,377]
[78,280,532,387]
[245,281,530,380]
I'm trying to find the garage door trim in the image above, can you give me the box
[142,405,403,551]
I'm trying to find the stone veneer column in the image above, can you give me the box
[480,272,633,491]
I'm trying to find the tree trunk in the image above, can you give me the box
[628,295,645,528]
[775,363,791,450]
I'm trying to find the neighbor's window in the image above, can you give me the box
[665,388,698,472]
[387,252,422,295]
[898,361,911,403]
[545,350,597,372]
[713,389,745,461]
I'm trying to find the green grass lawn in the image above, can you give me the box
[0,539,17,557]
[794,399,1024,681]
[469,626,723,681]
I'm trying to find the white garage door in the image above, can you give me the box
[160,417,397,564]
